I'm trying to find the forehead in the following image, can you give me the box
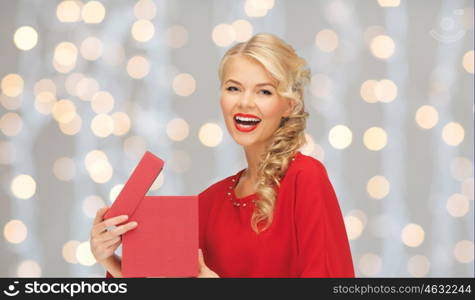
[223,55,277,86]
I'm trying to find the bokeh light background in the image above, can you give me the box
[0,0,473,277]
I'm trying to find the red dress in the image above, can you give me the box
[198,151,355,277]
[107,151,354,278]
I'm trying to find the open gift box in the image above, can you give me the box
[104,151,198,278]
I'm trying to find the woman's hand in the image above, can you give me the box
[90,207,138,264]
[197,249,219,278]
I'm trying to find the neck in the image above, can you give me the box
[242,141,270,182]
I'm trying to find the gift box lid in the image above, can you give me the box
[104,151,164,220]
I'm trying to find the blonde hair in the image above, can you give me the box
[218,33,311,233]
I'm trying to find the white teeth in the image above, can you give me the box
[235,116,261,122]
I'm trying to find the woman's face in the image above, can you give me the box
[220,55,293,148]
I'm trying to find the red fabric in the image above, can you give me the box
[198,151,355,278]
[106,151,354,278]
[121,196,198,277]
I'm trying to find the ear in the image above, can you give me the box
[282,98,295,117]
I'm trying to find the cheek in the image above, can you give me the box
[260,100,287,124]
[219,96,227,113]
[220,95,229,114]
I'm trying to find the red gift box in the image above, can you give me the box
[122,196,198,277]
[104,151,198,277]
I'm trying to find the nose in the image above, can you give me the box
[237,90,256,108]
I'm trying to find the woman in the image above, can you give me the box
[91,33,355,278]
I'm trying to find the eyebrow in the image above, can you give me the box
[224,79,276,88]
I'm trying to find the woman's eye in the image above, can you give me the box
[225,86,272,95]
[260,89,272,96]
[226,86,238,92]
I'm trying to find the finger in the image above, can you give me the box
[106,239,121,251]
[91,222,108,237]
[91,237,121,259]
[102,236,121,248]
[198,248,206,268]
[103,215,129,228]
[95,231,118,243]
[92,215,129,236]
[95,220,136,242]
[110,221,138,236]
[93,206,109,225]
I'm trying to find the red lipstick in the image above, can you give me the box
[233,113,262,133]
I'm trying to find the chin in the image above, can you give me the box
[232,135,259,147]
[232,133,274,149]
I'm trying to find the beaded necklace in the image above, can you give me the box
[226,155,297,208]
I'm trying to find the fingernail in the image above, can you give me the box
[131,221,138,226]
[121,215,128,219]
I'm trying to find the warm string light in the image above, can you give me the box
[172,73,196,96]
[212,20,254,47]
[315,29,339,53]
[198,123,223,147]
[244,0,275,18]
[166,118,190,141]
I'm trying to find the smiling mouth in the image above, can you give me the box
[233,115,262,132]
[233,115,262,126]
